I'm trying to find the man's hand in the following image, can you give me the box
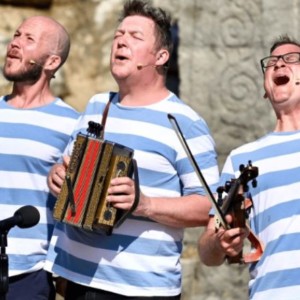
[215,226,249,258]
[47,156,70,197]
[106,176,141,211]
[215,214,249,258]
[199,215,250,266]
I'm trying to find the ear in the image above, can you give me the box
[263,92,268,99]
[45,54,61,73]
[155,49,169,67]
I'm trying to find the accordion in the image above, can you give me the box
[53,121,139,235]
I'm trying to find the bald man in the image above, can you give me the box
[0,16,79,299]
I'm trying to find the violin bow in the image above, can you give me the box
[167,114,228,229]
[168,113,264,264]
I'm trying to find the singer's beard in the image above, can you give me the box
[2,63,42,83]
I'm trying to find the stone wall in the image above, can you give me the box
[1,0,299,299]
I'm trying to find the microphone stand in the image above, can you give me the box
[0,230,8,300]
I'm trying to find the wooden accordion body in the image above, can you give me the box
[53,121,137,235]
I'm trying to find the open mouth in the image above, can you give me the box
[273,75,290,86]
[7,49,20,59]
[115,55,128,61]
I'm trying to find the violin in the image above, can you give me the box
[216,162,263,264]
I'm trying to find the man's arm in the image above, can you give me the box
[48,159,212,228]
[107,176,212,228]
[134,193,212,227]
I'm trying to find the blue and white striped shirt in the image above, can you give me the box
[45,92,219,297]
[0,96,79,276]
[221,130,300,300]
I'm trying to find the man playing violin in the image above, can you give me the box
[199,35,300,300]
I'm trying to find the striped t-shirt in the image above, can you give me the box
[0,96,79,276]
[220,130,300,300]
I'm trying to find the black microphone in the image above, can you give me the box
[0,205,40,232]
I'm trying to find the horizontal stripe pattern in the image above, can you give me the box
[0,96,79,276]
[221,131,300,299]
[45,91,219,296]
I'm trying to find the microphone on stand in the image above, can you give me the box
[0,205,40,297]
[0,205,40,232]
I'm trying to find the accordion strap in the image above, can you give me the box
[100,92,116,139]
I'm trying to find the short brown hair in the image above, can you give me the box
[270,34,300,53]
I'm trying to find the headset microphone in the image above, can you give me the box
[29,60,55,78]
[137,63,157,70]
[29,60,43,68]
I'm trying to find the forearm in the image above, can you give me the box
[134,194,211,228]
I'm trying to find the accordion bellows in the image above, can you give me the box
[53,121,138,235]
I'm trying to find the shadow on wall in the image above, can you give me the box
[0,0,52,9]
[166,20,180,97]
